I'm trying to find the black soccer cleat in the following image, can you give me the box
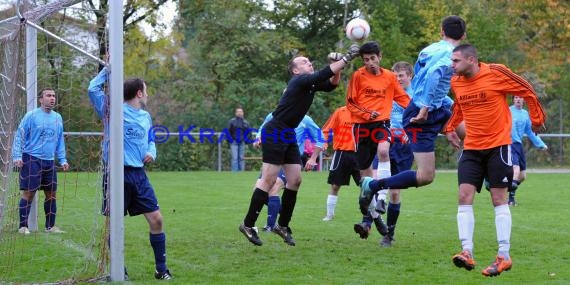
[272,225,296,246]
[353,222,371,239]
[239,223,263,246]
[373,215,388,236]
[154,269,172,280]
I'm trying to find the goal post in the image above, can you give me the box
[0,0,124,282]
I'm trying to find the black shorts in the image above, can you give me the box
[327,150,361,186]
[354,121,391,170]
[261,121,302,165]
[458,145,513,192]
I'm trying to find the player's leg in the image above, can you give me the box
[509,142,522,205]
[265,171,285,231]
[374,141,391,214]
[18,190,35,234]
[324,150,345,221]
[452,149,482,271]
[144,210,172,280]
[355,139,376,239]
[42,159,62,233]
[130,167,171,280]
[18,154,41,234]
[324,184,340,221]
[273,162,301,246]
[243,163,279,228]
[381,189,400,247]
[382,142,414,247]
[370,140,390,236]
[482,145,513,277]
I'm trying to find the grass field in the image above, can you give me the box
[1,171,569,284]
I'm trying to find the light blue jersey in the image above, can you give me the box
[88,67,157,167]
[257,113,325,155]
[510,106,546,148]
[12,108,67,163]
[411,40,455,111]
[391,86,413,130]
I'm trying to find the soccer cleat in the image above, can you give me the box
[272,225,296,246]
[380,235,393,247]
[359,177,374,204]
[508,201,518,207]
[18,226,31,235]
[373,215,388,236]
[482,255,512,277]
[375,199,386,214]
[452,250,476,271]
[239,223,263,246]
[154,269,172,280]
[353,222,371,239]
[45,226,65,234]
[322,215,334,221]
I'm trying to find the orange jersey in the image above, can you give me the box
[445,63,546,150]
[322,106,356,151]
[346,67,410,123]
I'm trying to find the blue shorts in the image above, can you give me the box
[102,166,160,216]
[403,103,451,153]
[389,142,414,175]
[19,153,57,192]
[258,168,287,185]
[511,142,526,170]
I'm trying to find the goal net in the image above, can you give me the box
[0,0,110,283]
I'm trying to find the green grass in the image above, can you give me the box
[1,171,569,284]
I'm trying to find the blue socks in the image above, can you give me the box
[19,198,31,228]
[387,202,401,235]
[44,199,57,229]
[266,196,281,229]
[150,232,167,273]
[370,170,418,191]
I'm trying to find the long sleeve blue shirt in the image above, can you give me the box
[510,106,547,148]
[88,67,157,167]
[12,108,67,164]
[390,86,413,130]
[411,40,455,111]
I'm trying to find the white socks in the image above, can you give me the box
[495,204,511,258]
[457,204,512,259]
[376,161,391,202]
[457,205,474,253]
[326,195,338,217]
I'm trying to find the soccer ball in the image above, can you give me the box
[345,18,370,41]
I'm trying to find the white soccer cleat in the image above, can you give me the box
[322,215,334,221]
[18,226,31,235]
[45,226,65,234]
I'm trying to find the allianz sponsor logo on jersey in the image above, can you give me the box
[125,125,146,140]
[39,128,56,139]
[363,87,386,98]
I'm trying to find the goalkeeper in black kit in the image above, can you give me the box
[239,45,360,246]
